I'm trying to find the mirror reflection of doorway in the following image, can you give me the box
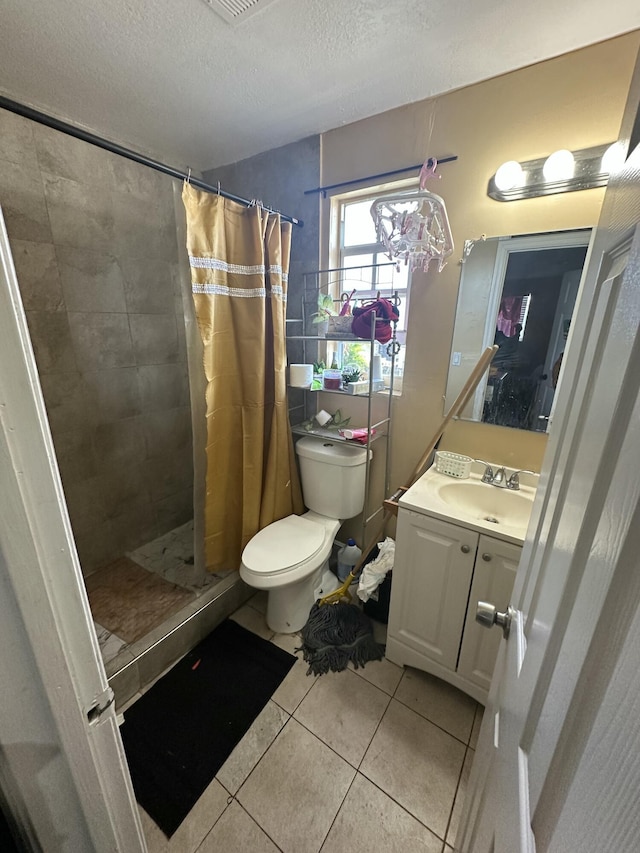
[481,235,589,431]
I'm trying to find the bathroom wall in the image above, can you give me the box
[198,35,639,542]
[0,108,193,575]
[320,32,640,484]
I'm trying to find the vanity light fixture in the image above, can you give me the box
[488,142,618,202]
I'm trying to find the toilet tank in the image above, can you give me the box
[295,436,372,519]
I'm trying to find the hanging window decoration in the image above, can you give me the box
[370,158,454,273]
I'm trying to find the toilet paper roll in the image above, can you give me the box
[289,364,314,388]
[371,355,383,382]
[315,409,332,427]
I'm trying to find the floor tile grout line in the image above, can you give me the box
[190,786,235,852]
[390,692,476,747]
[470,701,483,748]
[388,666,478,746]
[316,771,360,853]
[192,784,285,853]
[231,713,295,803]
[352,691,393,772]
[355,767,451,844]
[283,692,462,842]
[228,714,356,853]
[441,742,472,848]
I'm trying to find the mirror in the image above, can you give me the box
[445,229,591,432]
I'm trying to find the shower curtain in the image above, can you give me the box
[182,184,303,573]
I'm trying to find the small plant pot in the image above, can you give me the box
[314,319,329,338]
[327,316,354,337]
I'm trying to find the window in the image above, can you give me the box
[331,187,417,385]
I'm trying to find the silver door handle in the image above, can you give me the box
[475,601,514,639]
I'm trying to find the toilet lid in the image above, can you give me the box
[243,515,326,574]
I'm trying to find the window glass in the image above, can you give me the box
[333,185,417,388]
[343,200,378,247]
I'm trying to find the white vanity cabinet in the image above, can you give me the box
[386,508,521,704]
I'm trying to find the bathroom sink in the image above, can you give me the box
[436,479,534,529]
[399,464,539,544]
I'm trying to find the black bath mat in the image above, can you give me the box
[119,618,296,837]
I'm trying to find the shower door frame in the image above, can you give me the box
[0,207,145,851]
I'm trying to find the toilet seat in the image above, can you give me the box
[240,512,338,589]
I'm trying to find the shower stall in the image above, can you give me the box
[0,105,250,708]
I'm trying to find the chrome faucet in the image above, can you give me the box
[506,469,536,490]
[475,460,508,488]
[492,467,506,487]
[475,460,494,484]
[475,460,536,490]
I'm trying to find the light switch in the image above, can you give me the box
[452,351,462,366]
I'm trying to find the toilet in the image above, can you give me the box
[240,436,371,633]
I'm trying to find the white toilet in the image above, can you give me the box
[240,436,371,633]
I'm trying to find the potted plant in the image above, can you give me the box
[311,293,337,337]
[341,365,361,387]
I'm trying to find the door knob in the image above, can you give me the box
[461,544,471,553]
[475,601,514,639]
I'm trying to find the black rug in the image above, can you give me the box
[120,619,296,837]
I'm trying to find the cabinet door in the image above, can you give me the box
[457,534,521,692]
[388,510,478,670]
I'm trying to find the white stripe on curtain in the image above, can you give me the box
[192,283,287,299]
[189,255,289,280]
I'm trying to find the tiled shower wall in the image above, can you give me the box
[0,107,193,575]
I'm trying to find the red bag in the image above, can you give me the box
[351,298,399,344]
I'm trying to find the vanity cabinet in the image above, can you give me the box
[386,508,521,704]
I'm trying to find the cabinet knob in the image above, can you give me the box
[461,544,471,554]
[482,553,492,562]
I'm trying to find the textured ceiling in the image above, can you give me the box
[0,0,638,171]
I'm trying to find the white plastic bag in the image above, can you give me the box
[357,537,395,603]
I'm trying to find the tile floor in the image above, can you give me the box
[131,592,483,853]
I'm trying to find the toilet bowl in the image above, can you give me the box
[240,511,340,633]
[240,436,371,633]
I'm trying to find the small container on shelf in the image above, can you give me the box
[344,379,385,395]
[322,369,342,390]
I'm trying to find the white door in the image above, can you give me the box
[0,211,146,851]
[458,68,640,852]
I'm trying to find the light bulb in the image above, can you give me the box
[494,160,524,191]
[543,149,575,182]
[601,142,623,175]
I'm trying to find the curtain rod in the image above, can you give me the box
[0,96,304,228]
[304,155,458,197]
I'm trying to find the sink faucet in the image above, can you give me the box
[492,467,506,487]
[475,460,494,484]
[474,460,508,488]
[506,469,536,490]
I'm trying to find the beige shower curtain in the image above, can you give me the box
[182,183,303,573]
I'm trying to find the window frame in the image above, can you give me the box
[328,180,419,387]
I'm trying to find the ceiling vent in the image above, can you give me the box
[199,0,281,25]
